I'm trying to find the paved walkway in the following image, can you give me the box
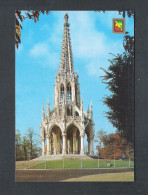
[16,168,133,182]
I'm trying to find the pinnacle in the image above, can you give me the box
[58,14,74,76]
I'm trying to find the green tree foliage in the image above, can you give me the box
[15,10,49,48]
[101,33,134,144]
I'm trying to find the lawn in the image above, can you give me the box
[62,171,134,182]
[28,159,134,169]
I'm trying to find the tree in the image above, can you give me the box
[25,128,41,158]
[97,10,134,18]
[21,135,29,160]
[101,133,133,159]
[95,129,107,156]
[101,32,134,144]
[15,130,23,160]
[16,10,49,48]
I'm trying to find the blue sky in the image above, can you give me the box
[16,11,134,153]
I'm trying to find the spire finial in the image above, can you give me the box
[90,100,92,110]
[64,13,68,23]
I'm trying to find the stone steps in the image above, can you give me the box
[32,154,95,161]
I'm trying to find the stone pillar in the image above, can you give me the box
[80,131,85,155]
[67,139,70,154]
[73,129,76,154]
[70,138,73,153]
[62,132,67,155]
[76,137,78,154]
[50,139,52,154]
[57,132,61,154]
[90,138,94,155]
[53,133,57,155]
[47,136,50,155]
[42,139,45,156]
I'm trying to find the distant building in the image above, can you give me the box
[40,13,94,156]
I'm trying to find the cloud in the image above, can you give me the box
[30,43,48,57]
[29,42,59,69]
[67,11,124,76]
[29,11,127,75]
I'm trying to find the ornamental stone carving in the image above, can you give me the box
[40,13,94,156]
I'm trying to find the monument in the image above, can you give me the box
[40,13,94,156]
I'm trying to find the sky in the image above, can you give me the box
[16,11,134,153]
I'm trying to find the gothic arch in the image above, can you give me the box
[49,123,62,134]
[66,122,81,133]
[67,82,72,102]
[60,83,65,102]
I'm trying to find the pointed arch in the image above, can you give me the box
[60,83,64,102]
[67,82,71,102]
[66,122,81,133]
[49,123,62,133]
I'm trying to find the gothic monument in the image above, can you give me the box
[40,13,94,156]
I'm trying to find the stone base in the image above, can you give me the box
[47,151,52,155]
[62,150,66,155]
[80,150,85,155]
[33,154,94,161]
[90,151,94,155]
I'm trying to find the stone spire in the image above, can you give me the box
[90,101,93,120]
[58,13,74,76]
[47,98,50,118]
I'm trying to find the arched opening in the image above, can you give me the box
[67,124,80,154]
[50,125,62,155]
[67,105,73,116]
[60,84,64,102]
[67,83,71,102]
[75,111,79,116]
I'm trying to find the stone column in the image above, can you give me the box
[67,139,70,154]
[62,131,67,155]
[87,137,90,155]
[47,136,50,155]
[57,132,61,154]
[76,137,78,154]
[73,129,76,154]
[90,138,94,155]
[80,131,85,155]
[42,139,45,156]
[53,133,57,155]
[49,139,52,154]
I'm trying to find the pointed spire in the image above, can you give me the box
[90,100,93,119]
[90,100,92,111]
[47,98,50,117]
[64,13,69,23]
[87,105,90,113]
[58,13,74,76]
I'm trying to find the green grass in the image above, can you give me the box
[62,172,134,182]
[31,159,134,169]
